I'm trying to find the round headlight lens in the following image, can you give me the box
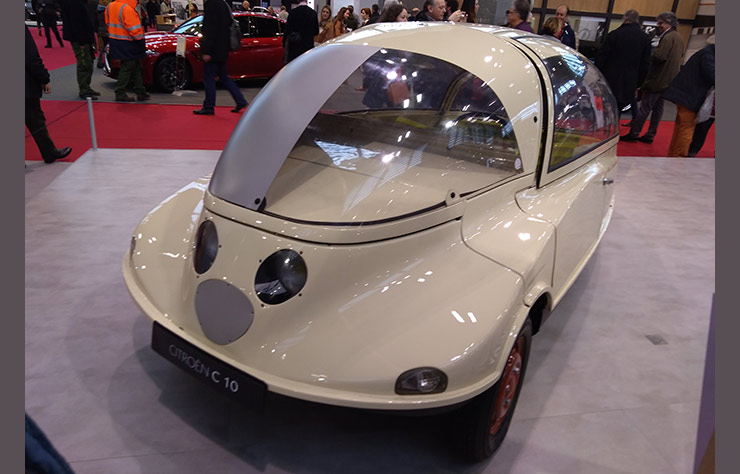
[194,220,218,274]
[254,249,307,305]
[395,367,448,395]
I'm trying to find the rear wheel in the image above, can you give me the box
[154,55,192,92]
[457,318,532,462]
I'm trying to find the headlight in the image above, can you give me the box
[395,368,448,395]
[193,220,218,274]
[254,249,307,305]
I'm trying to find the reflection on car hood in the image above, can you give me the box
[144,32,193,50]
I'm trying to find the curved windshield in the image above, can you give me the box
[173,15,203,35]
[263,49,523,225]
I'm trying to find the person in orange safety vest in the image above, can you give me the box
[105,0,151,101]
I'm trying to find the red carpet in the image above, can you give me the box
[617,119,715,158]
[25,101,241,162]
[26,102,716,162]
[30,24,76,71]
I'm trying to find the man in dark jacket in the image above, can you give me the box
[40,0,64,48]
[283,0,318,63]
[25,26,72,164]
[595,10,650,118]
[193,0,248,115]
[60,0,100,99]
[621,11,684,144]
[554,5,576,48]
[663,43,715,157]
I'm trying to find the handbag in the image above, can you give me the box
[225,1,241,51]
[696,87,714,123]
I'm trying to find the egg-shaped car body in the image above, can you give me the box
[123,22,618,461]
[104,12,286,92]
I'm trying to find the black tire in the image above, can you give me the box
[154,55,192,93]
[456,318,533,462]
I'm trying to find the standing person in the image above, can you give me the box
[278,5,288,20]
[621,12,684,144]
[378,3,407,22]
[315,5,333,44]
[146,0,160,30]
[25,25,72,164]
[136,0,148,31]
[106,0,151,102]
[417,0,464,22]
[554,4,576,48]
[283,0,318,63]
[40,0,64,48]
[193,0,248,115]
[595,10,651,121]
[96,0,112,69]
[506,0,532,32]
[367,4,380,24]
[345,5,360,31]
[662,43,715,157]
[160,0,172,14]
[460,0,478,23]
[360,7,371,25]
[540,16,562,39]
[59,0,99,100]
[333,7,349,37]
[32,0,44,36]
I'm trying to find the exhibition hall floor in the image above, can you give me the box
[25,151,714,474]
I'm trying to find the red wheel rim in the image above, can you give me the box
[490,335,524,435]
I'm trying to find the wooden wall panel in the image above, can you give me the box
[533,0,543,9]
[613,0,673,17]
[562,0,609,13]
[676,0,700,19]
[677,24,693,54]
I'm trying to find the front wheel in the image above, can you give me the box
[154,55,192,92]
[456,318,533,462]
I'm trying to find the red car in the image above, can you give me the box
[104,12,286,92]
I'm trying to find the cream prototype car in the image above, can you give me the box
[123,22,618,461]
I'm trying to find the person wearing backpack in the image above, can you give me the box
[193,0,248,115]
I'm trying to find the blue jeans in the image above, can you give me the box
[202,60,247,111]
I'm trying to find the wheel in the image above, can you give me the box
[154,55,191,93]
[456,318,532,462]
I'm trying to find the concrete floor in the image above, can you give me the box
[25,151,714,474]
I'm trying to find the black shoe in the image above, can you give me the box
[44,45,52,48]
[637,136,653,144]
[115,95,135,102]
[136,93,151,101]
[79,93,98,100]
[231,103,248,113]
[43,146,72,164]
[88,90,101,96]
[620,134,638,142]
[193,108,215,115]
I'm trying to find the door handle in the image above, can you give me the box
[602,177,614,185]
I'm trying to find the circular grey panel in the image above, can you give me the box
[194,279,254,345]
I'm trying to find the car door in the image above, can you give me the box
[513,42,619,302]
[230,15,283,78]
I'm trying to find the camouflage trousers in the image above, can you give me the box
[71,42,94,96]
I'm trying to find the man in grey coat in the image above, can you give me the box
[620,12,684,144]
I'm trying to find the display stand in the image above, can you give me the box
[171,36,197,97]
